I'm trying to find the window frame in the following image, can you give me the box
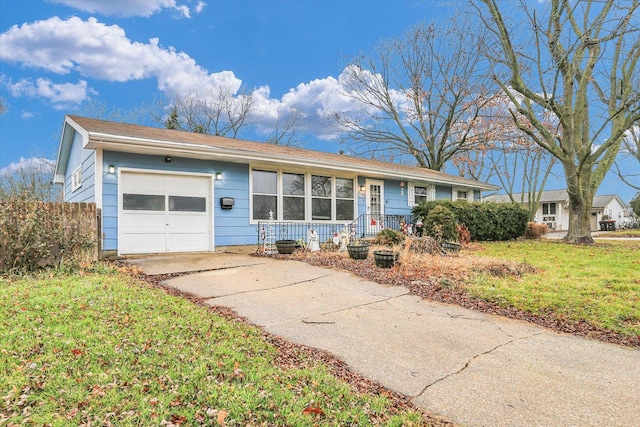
[71,165,83,192]
[452,187,474,202]
[250,168,356,223]
[408,182,435,207]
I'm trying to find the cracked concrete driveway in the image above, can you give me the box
[127,252,640,427]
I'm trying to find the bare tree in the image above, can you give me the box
[474,0,640,244]
[332,19,495,171]
[154,85,253,138]
[453,95,559,220]
[265,108,303,146]
[0,158,61,202]
[614,127,640,190]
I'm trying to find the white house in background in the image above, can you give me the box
[484,190,628,231]
[54,115,498,255]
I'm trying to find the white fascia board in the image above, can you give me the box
[90,133,498,191]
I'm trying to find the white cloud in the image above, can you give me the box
[21,111,35,119]
[0,157,54,175]
[3,77,96,109]
[0,16,376,140]
[47,0,202,18]
[0,17,240,98]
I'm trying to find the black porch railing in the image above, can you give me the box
[349,214,416,239]
[257,213,416,246]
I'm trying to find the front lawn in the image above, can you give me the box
[0,266,433,426]
[467,240,640,339]
[289,239,639,346]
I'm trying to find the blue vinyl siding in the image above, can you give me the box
[64,131,95,203]
[98,151,468,251]
[101,151,251,250]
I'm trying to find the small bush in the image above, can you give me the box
[374,228,406,246]
[423,205,458,243]
[457,223,472,245]
[0,200,96,273]
[525,222,548,239]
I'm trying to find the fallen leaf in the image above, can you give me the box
[217,409,227,426]
[71,348,83,356]
[302,403,324,416]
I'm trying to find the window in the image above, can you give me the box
[453,187,473,202]
[123,194,165,211]
[312,175,332,220]
[335,178,354,220]
[251,170,354,222]
[408,183,434,207]
[283,173,305,220]
[71,166,82,192]
[542,202,557,223]
[542,203,557,215]
[169,196,206,212]
[252,170,277,220]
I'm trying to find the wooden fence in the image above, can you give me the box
[55,202,102,263]
[0,201,101,270]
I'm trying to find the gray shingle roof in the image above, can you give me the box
[63,115,498,190]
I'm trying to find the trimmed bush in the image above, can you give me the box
[423,205,458,243]
[374,228,406,246]
[412,200,528,242]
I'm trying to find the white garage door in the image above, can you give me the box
[119,171,212,254]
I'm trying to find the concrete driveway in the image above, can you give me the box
[126,252,640,427]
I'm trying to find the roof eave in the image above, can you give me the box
[88,132,498,191]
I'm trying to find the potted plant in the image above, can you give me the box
[275,239,297,254]
[347,240,370,260]
[373,249,399,268]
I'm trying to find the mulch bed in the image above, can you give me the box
[278,248,640,348]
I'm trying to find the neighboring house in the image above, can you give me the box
[484,190,628,231]
[54,115,498,255]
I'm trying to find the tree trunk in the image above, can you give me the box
[562,170,595,244]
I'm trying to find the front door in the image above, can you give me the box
[366,180,384,235]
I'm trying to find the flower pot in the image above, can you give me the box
[275,240,297,254]
[373,250,398,268]
[347,244,369,260]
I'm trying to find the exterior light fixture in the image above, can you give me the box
[108,164,115,174]
[165,156,172,163]
[359,184,366,192]
[216,172,222,181]
[400,181,405,195]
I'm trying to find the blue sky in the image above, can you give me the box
[0,0,637,203]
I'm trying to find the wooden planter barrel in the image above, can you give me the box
[373,250,398,268]
[275,240,297,254]
[347,244,369,260]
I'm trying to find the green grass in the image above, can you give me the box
[467,240,640,337]
[0,266,426,426]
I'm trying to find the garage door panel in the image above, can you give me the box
[121,212,166,233]
[166,233,209,252]
[120,171,212,254]
[120,233,167,254]
[167,175,209,195]
[121,173,166,194]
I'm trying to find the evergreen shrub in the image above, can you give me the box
[412,200,528,241]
